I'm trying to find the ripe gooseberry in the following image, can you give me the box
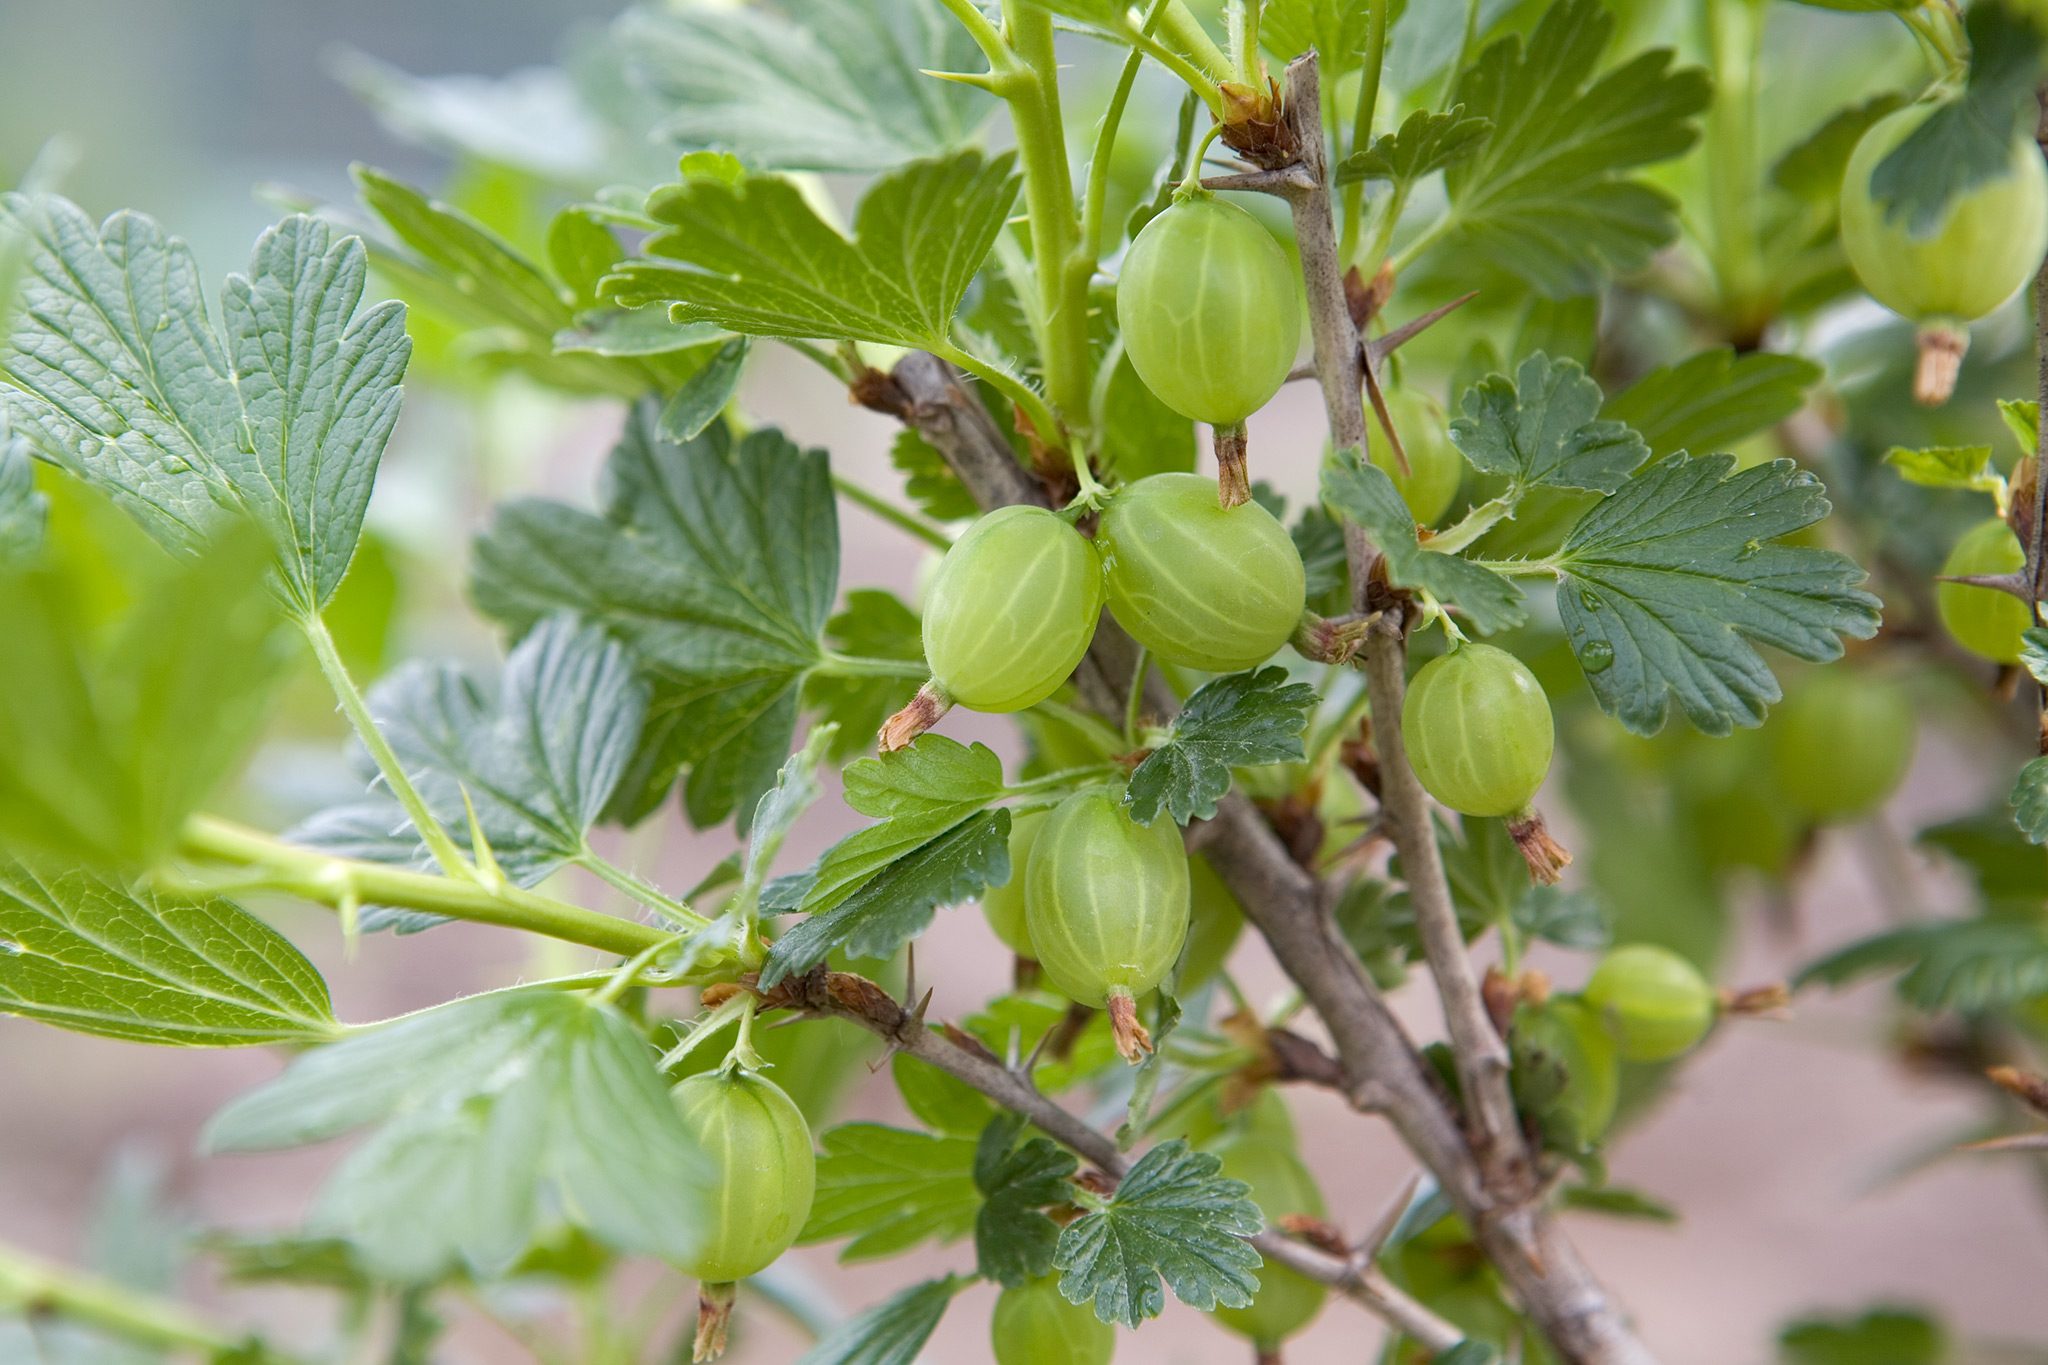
[1767,668,1917,823]
[1840,104,2048,403]
[1024,790,1191,1060]
[1209,1134,1327,1348]
[669,1068,817,1284]
[1937,517,2030,664]
[991,1276,1113,1365]
[1582,945,1717,1063]
[1116,194,1300,427]
[1370,388,1464,527]
[980,809,1047,957]
[1401,643,1555,818]
[1096,472,1306,671]
[1180,854,1245,990]
[922,506,1104,712]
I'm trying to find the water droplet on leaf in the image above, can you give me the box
[1579,640,1615,674]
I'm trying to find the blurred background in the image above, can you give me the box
[1,1,2046,1362]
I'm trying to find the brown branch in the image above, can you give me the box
[750,968,1459,1350]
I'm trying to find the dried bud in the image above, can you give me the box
[880,681,952,752]
[1913,324,1968,406]
[1106,987,1154,1063]
[1508,810,1572,885]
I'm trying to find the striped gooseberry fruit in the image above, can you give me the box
[1840,103,2048,402]
[1583,945,1717,1063]
[1025,791,1191,1060]
[991,1276,1114,1365]
[1180,854,1245,990]
[1116,194,1300,426]
[1767,668,1916,823]
[1401,643,1554,818]
[1096,472,1306,671]
[1937,517,2030,664]
[1370,388,1464,526]
[980,809,1047,957]
[669,1068,816,1285]
[1209,1134,1327,1348]
[923,506,1104,712]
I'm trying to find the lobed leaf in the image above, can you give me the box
[1053,1139,1263,1328]
[1320,447,1526,634]
[1601,349,1822,463]
[974,1116,1079,1287]
[800,1123,980,1262]
[1336,106,1491,188]
[1882,445,2000,495]
[1124,668,1316,826]
[0,861,337,1047]
[1552,454,1881,735]
[794,1276,971,1365]
[1452,353,1648,493]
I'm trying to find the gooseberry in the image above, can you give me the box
[1209,1134,1327,1348]
[923,506,1104,712]
[991,1276,1113,1365]
[1937,517,2030,664]
[1096,472,1306,671]
[1401,644,1555,818]
[1582,945,1716,1064]
[1767,668,1916,823]
[669,1068,817,1284]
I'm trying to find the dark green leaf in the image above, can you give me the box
[794,1276,970,1365]
[1125,668,1317,826]
[1881,444,2000,494]
[472,407,837,828]
[2021,627,2048,688]
[0,862,337,1047]
[761,809,1012,987]
[1053,1139,1262,1328]
[1797,918,2048,1013]
[1437,0,1710,294]
[203,990,706,1280]
[1923,808,2048,917]
[974,1117,1079,1287]
[0,197,408,612]
[1778,1305,1944,1365]
[1553,455,1882,735]
[1453,353,1648,493]
[889,429,979,522]
[1771,94,1909,201]
[660,336,751,442]
[606,151,1019,352]
[1871,3,2048,234]
[1601,349,1823,463]
[1336,106,1491,187]
[2013,756,2048,845]
[799,1123,980,1262]
[615,0,988,173]
[1320,447,1526,634]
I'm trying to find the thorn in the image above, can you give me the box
[1362,360,1408,476]
[1989,1064,2048,1118]
[919,67,1002,92]
[909,987,934,1028]
[903,942,918,1011]
[1367,290,1480,364]
[1356,1172,1423,1261]
[1936,570,2035,602]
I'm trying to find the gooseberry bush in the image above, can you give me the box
[6,0,2048,1362]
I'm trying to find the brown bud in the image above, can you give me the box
[880,681,952,752]
[1106,988,1154,1064]
[1215,422,1252,509]
[694,1282,737,1362]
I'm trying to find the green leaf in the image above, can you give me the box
[1124,667,1317,826]
[794,1276,971,1365]
[1437,0,1710,295]
[804,591,926,763]
[1881,444,2000,494]
[660,336,751,443]
[797,736,1011,912]
[1452,353,1648,493]
[1871,3,2048,235]
[974,1117,1079,1287]
[1779,1306,1945,1365]
[1557,1184,1678,1223]
[1053,1139,1263,1328]
[1797,918,2048,1013]
[0,197,409,613]
[1553,454,1882,735]
[1260,0,1399,75]
[203,989,707,1280]
[2020,626,2048,687]
[1335,106,1491,188]
[1999,398,2040,454]
[0,424,45,568]
[1922,808,2048,918]
[799,1123,980,1262]
[1434,1345,1505,1365]
[472,407,837,828]
[761,809,1012,987]
[889,429,979,522]
[614,0,988,173]
[891,1046,996,1137]
[2013,756,2048,845]
[0,526,290,870]
[0,861,337,1047]
[606,151,1019,352]
[1601,349,1822,463]
[1770,94,1908,201]
[1320,447,1526,634]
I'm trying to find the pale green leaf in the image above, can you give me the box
[472,406,837,828]
[1999,399,2039,455]
[794,1276,970,1365]
[605,151,1019,351]
[1602,349,1822,462]
[660,336,750,442]
[204,989,707,1280]
[0,196,409,612]
[1553,455,1883,735]
[0,862,336,1047]
[1437,0,1709,295]
[2020,627,2048,687]
[615,0,988,173]
[0,423,44,568]
[1882,445,2000,494]
[799,1123,980,1262]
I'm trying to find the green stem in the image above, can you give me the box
[575,851,709,930]
[935,339,1063,446]
[1027,696,1131,754]
[1339,0,1391,265]
[1157,2,1233,82]
[301,612,471,880]
[998,1,1092,432]
[1082,0,1177,261]
[1232,0,1263,85]
[1701,0,1768,336]
[180,815,673,960]
[0,1244,256,1360]
[818,652,932,680]
[831,476,955,551]
[1387,211,1455,278]
[1123,645,1151,747]
[934,0,1008,57]
[1132,31,1227,111]
[1425,492,1516,555]
[1004,763,1124,797]
[1464,557,1560,578]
